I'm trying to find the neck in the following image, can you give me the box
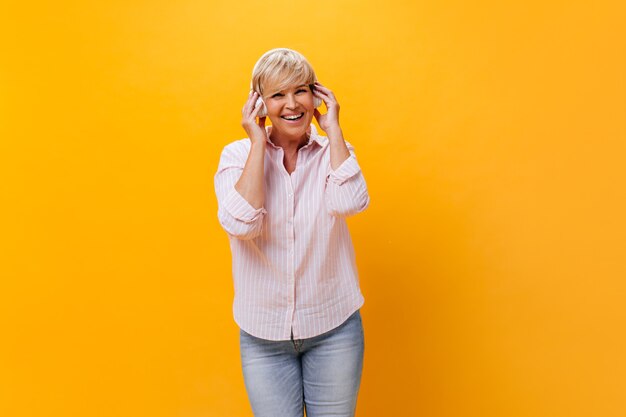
[269,127,310,152]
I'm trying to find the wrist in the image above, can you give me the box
[250,138,267,148]
[325,125,343,140]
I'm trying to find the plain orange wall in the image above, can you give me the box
[1,1,625,416]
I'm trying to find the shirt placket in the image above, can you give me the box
[287,147,310,339]
[276,147,297,339]
[287,174,297,336]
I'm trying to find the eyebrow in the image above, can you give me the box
[269,85,309,95]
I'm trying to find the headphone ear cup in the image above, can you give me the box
[255,97,267,118]
[313,97,323,108]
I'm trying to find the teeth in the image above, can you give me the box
[282,113,303,120]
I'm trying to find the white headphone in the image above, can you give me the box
[253,84,323,118]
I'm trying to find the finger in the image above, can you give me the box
[250,97,264,118]
[314,83,337,101]
[315,90,330,97]
[313,108,322,121]
[248,91,261,108]
[313,85,333,99]
[313,81,332,92]
[313,88,331,102]
[242,91,257,114]
[314,91,335,108]
[320,89,336,101]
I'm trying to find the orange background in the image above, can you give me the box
[1,1,625,416]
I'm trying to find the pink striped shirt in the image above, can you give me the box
[214,124,369,341]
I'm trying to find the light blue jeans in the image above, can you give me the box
[239,310,365,417]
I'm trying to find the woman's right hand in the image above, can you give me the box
[241,91,267,145]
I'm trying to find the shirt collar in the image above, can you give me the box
[264,124,326,149]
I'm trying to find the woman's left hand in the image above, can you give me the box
[313,82,341,134]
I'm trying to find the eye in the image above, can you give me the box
[295,89,307,94]
[271,92,284,98]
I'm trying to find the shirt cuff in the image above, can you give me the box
[223,188,267,223]
[328,155,361,185]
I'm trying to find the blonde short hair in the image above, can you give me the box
[251,48,317,98]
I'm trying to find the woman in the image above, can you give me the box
[214,48,370,417]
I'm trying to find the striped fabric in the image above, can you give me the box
[214,124,369,341]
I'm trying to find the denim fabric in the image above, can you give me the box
[239,310,365,417]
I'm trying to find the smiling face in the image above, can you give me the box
[262,83,315,141]
[250,49,318,144]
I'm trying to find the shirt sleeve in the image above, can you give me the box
[214,141,266,239]
[325,141,370,217]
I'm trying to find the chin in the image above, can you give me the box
[282,125,307,138]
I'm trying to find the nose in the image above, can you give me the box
[286,93,297,109]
